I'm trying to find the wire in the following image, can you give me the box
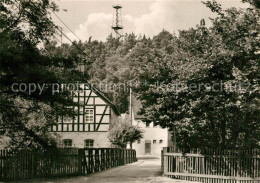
[2,5,131,113]
[28,1,132,107]
[52,11,81,41]
[28,1,130,88]
[118,91,130,104]
[29,1,126,83]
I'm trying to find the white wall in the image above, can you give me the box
[132,120,170,156]
[58,132,110,148]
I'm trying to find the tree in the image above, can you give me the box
[108,115,143,148]
[0,0,86,149]
[243,0,260,8]
[136,1,260,151]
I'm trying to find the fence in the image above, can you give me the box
[0,148,136,182]
[162,147,260,183]
[78,148,136,175]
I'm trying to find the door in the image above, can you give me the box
[145,142,151,154]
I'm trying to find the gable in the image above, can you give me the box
[51,83,120,132]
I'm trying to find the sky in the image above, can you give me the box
[52,0,248,43]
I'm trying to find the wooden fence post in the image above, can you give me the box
[88,149,94,174]
[0,148,137,182]
[128,150,131,164]
[129,150,132,163]
[161,150,164,172]
[85,149,90,174]
[106,149,109,169]
[131,150,133,162]
[116,149,118,165]
[134,151,137,161]
[94,149,100,172]
[163,147,168,177]
[122,149,125,164]
[112,148,115,167]
[101,149,105,170]
[114,149,117,166]
[78,149,82,175]
[121,149,124,165]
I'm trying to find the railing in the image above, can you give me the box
[79,148,137,175]
[162,147,260,183]
[0,148,137,182]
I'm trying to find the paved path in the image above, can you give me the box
[10,159,196,183]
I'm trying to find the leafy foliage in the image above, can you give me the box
[3,0,258,151]
[136,1,260,150]
[108,115,143,148]
[0,0,86,149]
[58,1,259,151]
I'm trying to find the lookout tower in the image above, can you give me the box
[112,4,123,38]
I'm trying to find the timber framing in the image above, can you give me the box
[51,83,119,132]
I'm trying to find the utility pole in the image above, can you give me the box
[129,86,133,149]
[129,87,132,125]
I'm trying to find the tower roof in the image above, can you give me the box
[113,4,122,9]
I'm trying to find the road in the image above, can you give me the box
[10,159,196,183]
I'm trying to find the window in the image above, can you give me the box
[63,139,72,147]
[63,116,72,122]
[153,140,156,144]
[85,109,94,123]
[137,140,141,144]
[146,122,150,127]
[85,139,94,148]
[159,140,163,144]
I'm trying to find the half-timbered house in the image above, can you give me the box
[51,84,120,148]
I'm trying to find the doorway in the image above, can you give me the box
[145,140,151,154]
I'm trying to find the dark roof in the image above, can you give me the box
[87,83,120,116]
[131,95,145,119]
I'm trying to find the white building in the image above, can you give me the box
[131,96,173,156]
